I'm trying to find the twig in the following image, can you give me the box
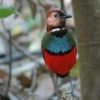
[0,0,12,88]
[61,0,64,10]
[1,22,12,88]
[27,0,36,18]
[0,84,21,100]
[8,29,12,88]
[14,0,22,18]
[38,0,51,15]
[0,31,42,66]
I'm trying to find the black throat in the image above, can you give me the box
[50,27,68,37]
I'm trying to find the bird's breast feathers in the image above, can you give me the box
[42,32,75,54]
[42,31,76,75]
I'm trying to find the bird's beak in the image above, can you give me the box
[62,14,72,19]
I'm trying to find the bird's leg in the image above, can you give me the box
[54,74,60,100]
[68,74,74,95]
[65,74,78,100]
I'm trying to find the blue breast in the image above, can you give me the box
[47,35,74,53]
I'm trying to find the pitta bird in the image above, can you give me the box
[42,9,77,99]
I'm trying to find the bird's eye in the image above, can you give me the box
[52,13,58,18]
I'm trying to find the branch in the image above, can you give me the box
[0,0,12,88]
[27,0,37,18]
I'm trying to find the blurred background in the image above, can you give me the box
[0,0,80,100]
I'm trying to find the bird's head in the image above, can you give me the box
[46,9,72,32]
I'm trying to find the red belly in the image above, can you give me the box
[43,46,76,75]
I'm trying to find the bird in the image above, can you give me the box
[42,9,77,99]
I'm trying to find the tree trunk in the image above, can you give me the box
[72,0,100,100]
